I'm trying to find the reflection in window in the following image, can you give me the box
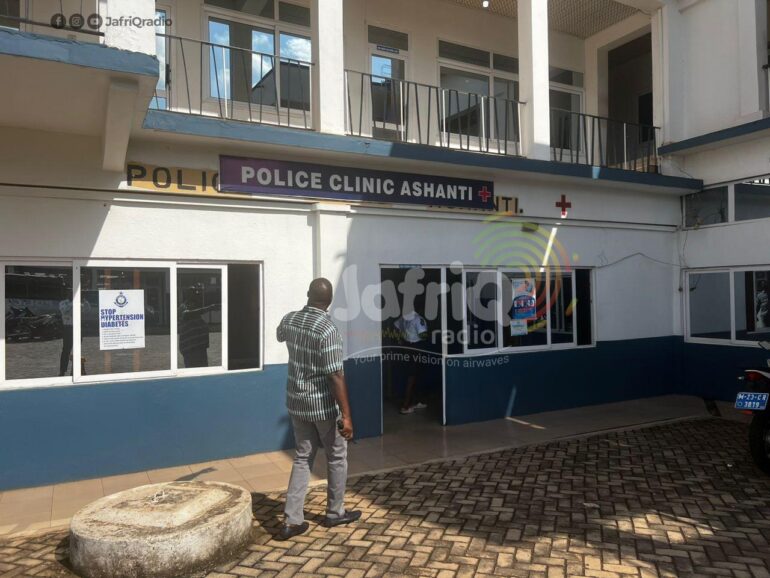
[735,271,770,341]
[279,2,310,26]
[550,271,574,344]
[4,266,72,379]
[178,269,222,369]
[151,9,168,110]
[465,271,498,350]
[370,55,405,138]
[502,271,547,348]
[0,0,20,29]
[688,272,731,340]
[441,67,489,139]
[684,187,728,227]
[735,183,770,222]
[251,28,276,106]
[279,33,311,111]
[550,89,582,151]
[80,268,171,376]
[209,20,232,100]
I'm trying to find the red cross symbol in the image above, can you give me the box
[555,194,572,217]
[478,186,492,203]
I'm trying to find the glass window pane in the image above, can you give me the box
[492,77,520,143]
[493,53,518,74]
[465,271,498,350]
[549,271,574,344]
[441,67,489,138]
[735,183,770,221]
[251,29,276,106]
[155,10,167,92]
[5,266,72,379]
[550,89,581,113]
[688,272,731,340]
[371,55,406,134]
[439,40,490,68]
[368,25,408,52]
[735,271,770,341]
[502,271,547,347]
[550,66,583,87]
[684,187,728,227]
[0,0,20,29]
[205,0,274,19]
[279,2,310,26]
[228,264,261,370]
[280,33,311,110]
[178,269,222,369]
[80,267,171,376]
[209,20,231,100]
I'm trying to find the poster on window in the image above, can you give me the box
[510,319,528,336]
[512,278,537,320]
[98,290,145,350]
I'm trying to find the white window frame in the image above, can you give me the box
[684,267,769,348]
[0,260,75,390]
[175,263,228,376]
[202,3,312,122]
[367,27,410,140]
[451,266,593,358]
[1,259,263,390]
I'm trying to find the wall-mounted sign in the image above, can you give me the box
[125,163,219,196]
[98,290,145,351]
[219,156,495,210]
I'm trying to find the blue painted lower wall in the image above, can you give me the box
[680,342,770,401]
[444,337,681,425]
[0,357,381,491]
[2,338,764,490]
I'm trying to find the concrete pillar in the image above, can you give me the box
[737,0,766,120]
[517,0,551,161]
[311,0,346,135]
[103,0,156,55]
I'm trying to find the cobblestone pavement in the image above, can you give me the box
[1,418,769,577]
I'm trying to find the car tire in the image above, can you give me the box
[749,413,770,474]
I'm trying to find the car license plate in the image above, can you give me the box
[735,392,769,410]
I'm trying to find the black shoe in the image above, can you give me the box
[275,522,309,541]
[322,510,362,528]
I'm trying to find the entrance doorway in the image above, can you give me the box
[380,266,444,432]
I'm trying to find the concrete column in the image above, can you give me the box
[311,0,346,135]
[103,0,156,55]
[517,0,551,161]
[737,0,766,120]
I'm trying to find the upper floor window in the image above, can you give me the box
[0,0,20,29]
[205,0,311,113]
[684,187,728,228]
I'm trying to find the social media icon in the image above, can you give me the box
[50,13,66,29]
[69,13,85,30]
[86,13,103,30]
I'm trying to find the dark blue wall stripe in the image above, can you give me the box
[0,29,159,77]
[0,358,381,491]
[444,337,681,425]
[680,342,770,401]
[143,110,701,191]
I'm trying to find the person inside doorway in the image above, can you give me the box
[395,307,429,414]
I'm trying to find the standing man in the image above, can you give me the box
[276,278,361,540]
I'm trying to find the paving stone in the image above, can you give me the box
[1,419,769,577]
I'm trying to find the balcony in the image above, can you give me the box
[153,34,313,130]
[344,69,524,157]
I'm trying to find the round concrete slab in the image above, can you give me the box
[69,481,253,578]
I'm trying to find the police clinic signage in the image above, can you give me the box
[217,156,495,210]
[125,158,498,210]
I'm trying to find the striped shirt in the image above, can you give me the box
[277,306,344,421]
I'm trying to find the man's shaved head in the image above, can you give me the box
[307,278,333,309]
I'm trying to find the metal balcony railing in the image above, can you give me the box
[345,69,524,156]
[153,34,313,129]
[550,108,660,173]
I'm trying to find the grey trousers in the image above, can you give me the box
[284,416,348,526]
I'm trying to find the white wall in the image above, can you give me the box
[662,0,765,143]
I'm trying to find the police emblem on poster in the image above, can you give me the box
[511,278,536,336]
[98,290,146,350]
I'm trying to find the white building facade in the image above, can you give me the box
[0,0,766,490]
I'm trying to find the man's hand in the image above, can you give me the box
[339,416,354,440]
